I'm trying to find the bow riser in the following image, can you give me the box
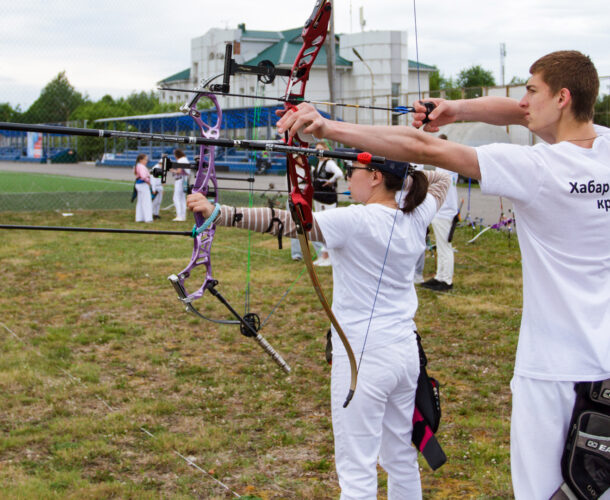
[173,92,222,304]
[286,1,332,233]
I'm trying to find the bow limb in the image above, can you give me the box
[291,211,358,407]
[285,0,358,407]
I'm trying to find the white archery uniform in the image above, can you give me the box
[430,167,459,284]
[315,194,439,500]
[135,183,153,222]
[134,160,152,223]
[173,155,190,221]
[477,124,610,500]
[150,167,163,217]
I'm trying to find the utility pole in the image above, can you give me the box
[352,48,374,125]
[327,0,337,121]
[500,43,506,86]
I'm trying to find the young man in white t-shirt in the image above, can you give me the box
[277,50,609,500]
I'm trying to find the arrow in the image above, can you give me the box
[159,86,417,115]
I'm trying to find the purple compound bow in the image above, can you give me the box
[168,88,291,374]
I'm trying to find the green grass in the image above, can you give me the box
[0,208,521,499]
[0,171,133,193]
[0,171,281,212]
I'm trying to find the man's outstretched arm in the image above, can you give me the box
[277,104,482,180]
[411,96,528,132]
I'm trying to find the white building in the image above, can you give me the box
[158,24,435,126]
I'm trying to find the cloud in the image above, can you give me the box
[1,0,609,109]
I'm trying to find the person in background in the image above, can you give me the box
[289,154,308,261]
[133,153,153,223]
[420,134,459,292]
[150,161,164,220]
[171,149,189,221]
[311,141,345,266]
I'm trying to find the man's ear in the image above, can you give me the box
[557,87,572,110]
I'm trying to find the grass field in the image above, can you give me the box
[0,205,522,499]
[0,171,133,193]
[0,171,277,213]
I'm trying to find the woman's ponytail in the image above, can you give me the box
[382,167,429,214]
[401,169,428,213]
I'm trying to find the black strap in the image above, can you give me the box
[231,207,243,226]
[263,207,284,250]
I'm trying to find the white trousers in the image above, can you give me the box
[173,179,186,220]
[152,187,163,216]
[332,337,421,500]
[511,376,610,499]
[431,217,454,284]
[135,183,153,222]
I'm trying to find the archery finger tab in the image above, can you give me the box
[422,102,436,124]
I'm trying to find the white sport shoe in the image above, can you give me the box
[173,217,186,222]
[313,257,331,267]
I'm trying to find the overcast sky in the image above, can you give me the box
[2,0,609,110]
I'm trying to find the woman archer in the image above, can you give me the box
[187,156,449,499]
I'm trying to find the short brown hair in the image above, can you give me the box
[529,50,599,122]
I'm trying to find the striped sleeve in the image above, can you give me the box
[216,205,325,243]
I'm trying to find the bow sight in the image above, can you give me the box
[205,42,292,94]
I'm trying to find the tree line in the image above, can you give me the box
[1,68,608,161]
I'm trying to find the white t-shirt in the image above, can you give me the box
[477,130,610,381]
[435,167,459,220]
[314,195,438,356]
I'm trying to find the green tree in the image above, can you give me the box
[21,71,85,124]
[0,103,21,122]
[69,92,181,161]
[428,69,461,100]
[456,65,496,99]
[123,91,175,114]
[69,95,134,161]
[509,75,528,85]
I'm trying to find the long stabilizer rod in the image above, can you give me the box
[0,122,385,165]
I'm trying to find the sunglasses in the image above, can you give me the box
[345,165,376,178]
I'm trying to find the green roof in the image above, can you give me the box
[408,60,436,71]
[241,29,282,41]
[159,28,435,83]
[159,68,190,84]
[245,28,351,68]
